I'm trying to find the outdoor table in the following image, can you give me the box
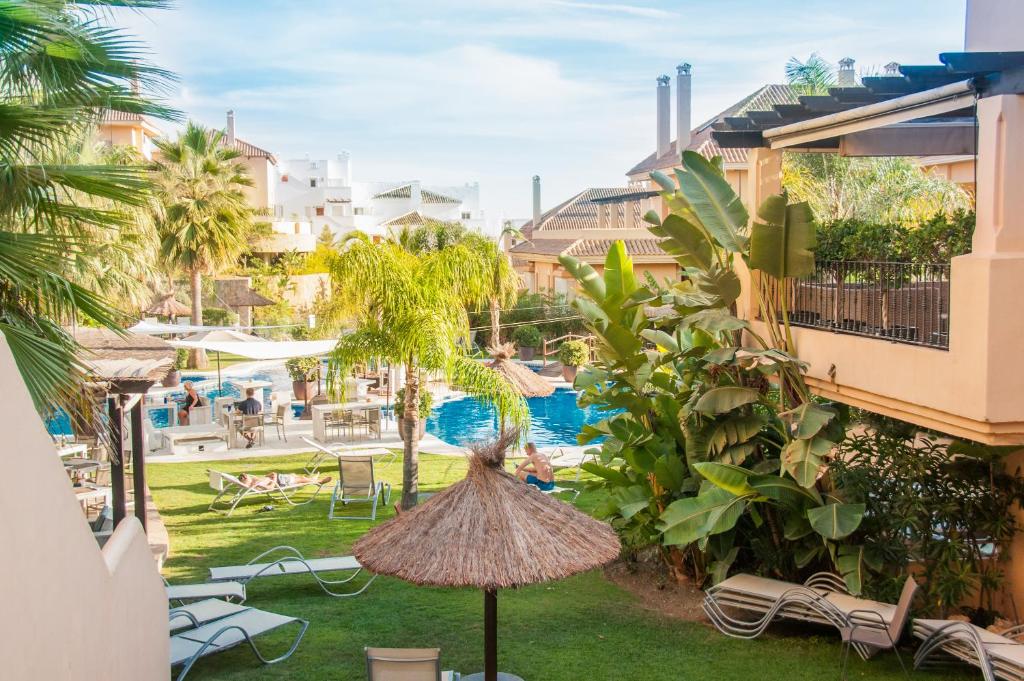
[311,400,385,443]
[159,423,228,455]
[56,443,89,458]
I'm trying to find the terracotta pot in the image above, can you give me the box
[561,365,578,383]
[518,346,536,361]
[292,380,316,401]
[397,417,426,441]
[162,369,181,388]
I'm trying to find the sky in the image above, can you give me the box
[120,0,967,231]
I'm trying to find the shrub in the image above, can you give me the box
[202,306,235,326]
[285,356,319,382]
[829,432,1024,620]
[512,324,541,348]
[558,339,589,367]
[174,348,188,370]
[394,387,433,419]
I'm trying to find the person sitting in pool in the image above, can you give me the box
[514,442,555,491]
[178,381,201,425]
[237,471,331,491]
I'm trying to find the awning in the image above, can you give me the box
[128,320,232,335]
[166,338,337,360]
[762,79,977,149]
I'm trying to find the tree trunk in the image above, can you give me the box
[489,297,500,346]
[400,358,420,510]
[188,268,208,369]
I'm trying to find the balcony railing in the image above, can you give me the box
[759,261,951,350]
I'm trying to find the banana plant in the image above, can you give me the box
[562,153,868,592]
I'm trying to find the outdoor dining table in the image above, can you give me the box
[311,400,386,443]
[56,443,89,458]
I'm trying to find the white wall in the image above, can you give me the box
[965,0,1024,51]
[0,337,168,680]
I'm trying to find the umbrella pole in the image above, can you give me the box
[484,588,497,681]
[217,351,222,393]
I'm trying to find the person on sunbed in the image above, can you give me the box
[237,472,331,490]
[514,442,555,491]
[178,381,201,425]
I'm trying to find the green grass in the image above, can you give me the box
[150,453,970,681]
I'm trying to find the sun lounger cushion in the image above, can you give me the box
[166,581,246,603]
[209,555,361,582]
[169,598,248,632]
[170,609,300,666]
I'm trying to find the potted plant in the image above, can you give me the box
[558,339,589,383]
[394,387,432,441]
[512,324,542,361]
[285,356,320,402]
[162,348,187,387]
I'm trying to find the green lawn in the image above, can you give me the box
[150,453,969,681]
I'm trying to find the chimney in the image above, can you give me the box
[675,63,692,155]
[884,61,900,76]
[656,75,671,158]
[531,175,542,229]
[226,110,236,146]
[837,58,856,87]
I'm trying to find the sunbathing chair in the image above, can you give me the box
[329,453,391,521]
[169,598,248,632]
[704,572,918,663]
[164,577,246,605]
[207,545,377,598]
[913,618,1024,681]
[302,436,395,475]
[207,469,327,516]
[169,601,309,681]
[365,647,460,681]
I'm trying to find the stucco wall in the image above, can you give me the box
[965,0,1024,51]
[0,337,168,680]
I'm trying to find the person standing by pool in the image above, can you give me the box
[178,382,201,425]
[514,442,555,491]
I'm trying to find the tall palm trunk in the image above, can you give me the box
[489,297,500,346]
[188,267,208,369]
[401,358,420,510]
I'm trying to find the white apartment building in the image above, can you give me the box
[270,152,485,241]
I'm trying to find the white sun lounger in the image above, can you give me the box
[169,598,249,633]
[914,618,1024,681]
[208,545,377,598]
[301,436,395,475]
[170,605,308,681]
[165,578,247,605]
[207,469,328,515]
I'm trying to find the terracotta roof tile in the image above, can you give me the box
[626,84,797,176]
[229,137,276,163]
[509,237,667,260]
[520,187,645,232]
[374,184,412,200]
[381,210,425,227]
[421,189,460,205]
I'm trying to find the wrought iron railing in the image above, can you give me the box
[759,261,951,350]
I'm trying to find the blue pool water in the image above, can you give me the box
[425,388,613,448]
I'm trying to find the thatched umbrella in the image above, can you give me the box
[145,292,190,320]
[486,342,554,398]
[353,430,620,681]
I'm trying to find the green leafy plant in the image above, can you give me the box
[558,340,590,367]
[285,356,320,382]
[394,388,433,420]
[562,151,865,590]
[202,307,235,326]
[512,324,542,348]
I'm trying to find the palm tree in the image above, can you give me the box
[328,238,529,510]
[785,53,836,95]
[462,226,522,347]
[0,0,177,416]
[153,122,253,368]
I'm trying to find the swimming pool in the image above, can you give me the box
[425,388,612,448]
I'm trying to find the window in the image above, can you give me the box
[461,211,472,220]
[354,207,369,216]
[315,206,324,216]
[281,174,289,183]
[309,178,317,188]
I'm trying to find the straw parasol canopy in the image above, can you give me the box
[145,292,190,319]
[72,328,175,383]
[354,430,619,680]
[486,342,554,398]
[216,286,275,308]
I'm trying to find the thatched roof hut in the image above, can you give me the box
[486,343,554,399]
[145,293,190,318]
[72,328,175,383]
[216,286,275,308]
[354,431,619,680]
